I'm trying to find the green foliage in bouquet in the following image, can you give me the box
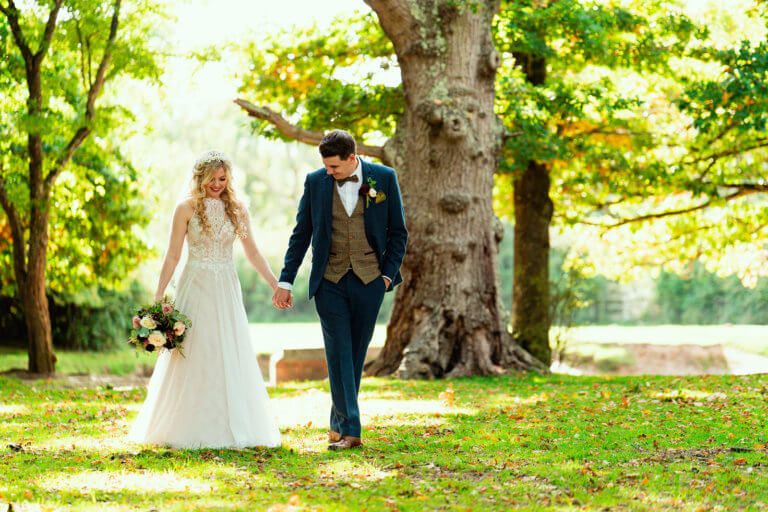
[128,296,191,355]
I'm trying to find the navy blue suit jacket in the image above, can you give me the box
[279,159,408,300]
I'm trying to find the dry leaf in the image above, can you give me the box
[439,384,455,407]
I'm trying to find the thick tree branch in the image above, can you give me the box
[364,0,419,55]
[44,0,121,197]
[33,0,63,67]
[234,98,386,160]
[0,0,33,64]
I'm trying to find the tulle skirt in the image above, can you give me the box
[127,260,281,449]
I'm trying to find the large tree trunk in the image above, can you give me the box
[364,0,544,378]
[22,273,56,375]
[511,53,552,366]
[24,148,56,375]
[512,161,552,365]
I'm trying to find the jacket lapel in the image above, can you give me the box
[361,159,375,247]
[322,173,334,241]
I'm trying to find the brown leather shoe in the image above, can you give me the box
[328,436,362,451]
[328,430,342,443]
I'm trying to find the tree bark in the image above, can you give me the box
[23,27,57,375]
[510,52,553,366]
[363,0,544,378]
[512,161,553,365]
[22,214,56,374]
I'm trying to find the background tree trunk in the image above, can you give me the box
[364,0,544,378]
[511,52,553,366]
[22,50,57,374]
[24,202,56,374]
[512,161,552,365]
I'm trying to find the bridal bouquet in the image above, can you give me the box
[128,297,192,354]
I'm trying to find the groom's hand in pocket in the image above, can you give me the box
[272,287,293,310]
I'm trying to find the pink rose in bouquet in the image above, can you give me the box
[128,297,192,355]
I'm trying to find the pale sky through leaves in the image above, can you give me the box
[171,0,368,46]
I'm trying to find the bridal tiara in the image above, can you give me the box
[193,149,232,172]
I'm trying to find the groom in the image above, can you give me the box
[272,129,408,450]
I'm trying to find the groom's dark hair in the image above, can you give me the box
[319,130,356,160]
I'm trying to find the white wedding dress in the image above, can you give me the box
[127,198,281,449]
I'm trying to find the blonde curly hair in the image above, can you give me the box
[189,150,247,239]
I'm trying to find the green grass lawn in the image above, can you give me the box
[0,346,152,377]
[1,372,767,511]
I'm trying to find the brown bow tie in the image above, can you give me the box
[336,175,359,186]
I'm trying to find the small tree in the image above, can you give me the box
[0,0,160,374]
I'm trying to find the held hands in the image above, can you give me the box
[272,287,294,310]
[271,277,386,310]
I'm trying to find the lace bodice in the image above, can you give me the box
[186,198,246,269]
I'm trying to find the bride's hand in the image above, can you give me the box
[272,287,293,309]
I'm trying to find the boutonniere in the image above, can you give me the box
[359,177,386,207]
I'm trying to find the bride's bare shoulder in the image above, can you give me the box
[175,199,196,221]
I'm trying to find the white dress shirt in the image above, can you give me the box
[278,158,389,291]
[336,160,363,216]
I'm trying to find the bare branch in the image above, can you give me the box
[86,0,120,118]
[234,98,386,160]
[716,182,768,193]
[582,189,750,229]
[44,0,121,196]
[703,119,738,148]
[53,126,91,173]
[33,0,63,66]
[642,224,717,251]
[75,19,88,91]
[0,0,33,63]
[684,139,768,167]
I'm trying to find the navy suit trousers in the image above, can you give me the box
[314,271,386,437]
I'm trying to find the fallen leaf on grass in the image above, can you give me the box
[439,384,455,407]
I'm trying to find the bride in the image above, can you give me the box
[127,150,282,449]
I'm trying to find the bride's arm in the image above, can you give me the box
[153,202,193,302]
[239,206,279,292]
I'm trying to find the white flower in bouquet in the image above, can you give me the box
[368,187,377,198]
[140,316,157,329]
[173,321,186,336]
[148,330,166,347]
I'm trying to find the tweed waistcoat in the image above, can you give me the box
[323,184,380,284]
